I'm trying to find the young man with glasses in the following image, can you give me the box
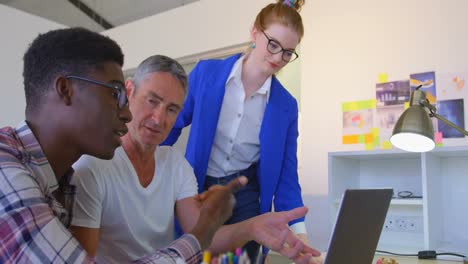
[0,28,246,263]
[70,55,321,264]
[162,0,311,261]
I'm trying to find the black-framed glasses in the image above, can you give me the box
[66,75,128,109]
[261,31,299,62]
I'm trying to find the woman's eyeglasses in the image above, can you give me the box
[261,31,299,62]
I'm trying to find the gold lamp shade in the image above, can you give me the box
[390,105,435,152]
[391,86,468,152]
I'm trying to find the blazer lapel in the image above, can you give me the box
[258,77,289,212]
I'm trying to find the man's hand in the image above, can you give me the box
[295,233,323,264]
[296,233,309,245]
[190,176,248,249]
[246,207,322,264]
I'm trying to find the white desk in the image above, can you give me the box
[268,252,466,263]
[373,255,466,264]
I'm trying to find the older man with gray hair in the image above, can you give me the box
[71,55,320,264]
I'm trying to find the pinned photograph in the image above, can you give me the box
[376,80,410,107]
[410,71,436,104]
[343,109,374,135]
[437,99,465,138]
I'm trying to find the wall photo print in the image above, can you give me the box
[410,71,436,104]
[376,105,404,144]
[343,109,374,135]
[376,80,410,107]
[437,99,465,138]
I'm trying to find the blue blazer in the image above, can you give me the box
[164,53,304,225]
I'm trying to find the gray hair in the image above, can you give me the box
[132,55,187,95]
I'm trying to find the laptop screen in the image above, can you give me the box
[324,189,393,264]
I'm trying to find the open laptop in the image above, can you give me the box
[324,189,393,264]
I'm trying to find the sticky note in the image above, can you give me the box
[435,132,443,143]
[342,99,377,112]
[343,135,359,144]
[382,141,392,149]
[365,142,375,150]
[373,136,380,147]
[378,73,388,83]
[371,128,380,136]
[358,134,365,143]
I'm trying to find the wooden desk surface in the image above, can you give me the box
[374,255,465,263]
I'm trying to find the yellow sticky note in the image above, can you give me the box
[378,73,388,83]
[382,141,392,149]
[342,102,358,112]
[371,128,380,136]
[373,136,380,147]
[342,99,377,112]
[404,102,410,109]
[371,128,380,147]
[365,142,375,150]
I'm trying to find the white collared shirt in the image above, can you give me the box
[206,56,271,177]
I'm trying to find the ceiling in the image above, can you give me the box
[0,0,198,32]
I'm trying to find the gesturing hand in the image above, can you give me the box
[190,176,248,249]
[246,207,322,264]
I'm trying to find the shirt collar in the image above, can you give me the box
[226,55,272,102]
[257,76,272,101]
[226,55,244,86]
[15,121,59,193]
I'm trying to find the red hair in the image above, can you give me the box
[253,0,305,41]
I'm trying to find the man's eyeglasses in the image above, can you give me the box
[261,31,299,62]
[66,75,128,109]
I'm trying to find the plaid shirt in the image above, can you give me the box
[0,122,202,263]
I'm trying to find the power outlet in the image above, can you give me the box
[383,215,422,233]
[383,216,395,231]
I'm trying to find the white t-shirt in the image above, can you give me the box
[71,146,198,263]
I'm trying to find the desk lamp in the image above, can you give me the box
[390,85,468,152]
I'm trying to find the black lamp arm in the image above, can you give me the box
[420,99,468,137]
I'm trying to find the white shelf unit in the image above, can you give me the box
[328,146,468,258]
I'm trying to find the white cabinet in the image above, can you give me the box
[328,146,468,258]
